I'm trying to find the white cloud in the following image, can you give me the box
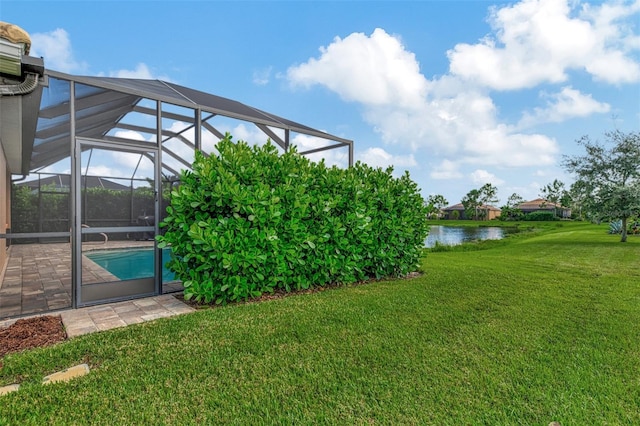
[163,122,199,166]
[229,123,274,147]
[357,147,416,169]
[465,131,558,167]
[288,28,428,109]
[84,132,155,178]
[113,129,147,142]
[291,133,349,168]
[469,169,505,186]
[286,4,637,173]
[109,63,153,79]
[581,0,640,82]
[518,86,610,128]
[430,160,463,180]
[106,63,173,81]
[30,28,88,73]
[447,0,640,89]
[499,183,537,202]
[114,151,154,177]
[528,181,543,196]
[83,164,122,178]
[286,27,561,169]
[253,67,273,86]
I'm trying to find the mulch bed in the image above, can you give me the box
[0,315,67,359]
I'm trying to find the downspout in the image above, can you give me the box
[0,72,39,96]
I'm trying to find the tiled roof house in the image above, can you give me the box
[443,203,501,220]
[516,198,571,218]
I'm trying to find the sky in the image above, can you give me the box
[2,0,639,206]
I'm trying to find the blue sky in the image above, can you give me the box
[3,0,639,206]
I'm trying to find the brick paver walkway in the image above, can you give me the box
[0,294,195,337]
[0,241,182,319]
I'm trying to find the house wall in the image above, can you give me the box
[521,207,571,218]
[487,210,501,220]
[520,207,554,213]
[0,141,8,275]
[444,210,466,220]
[444,209,500,220]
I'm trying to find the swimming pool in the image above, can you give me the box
[85,248,177,282]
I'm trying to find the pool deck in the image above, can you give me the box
[0,294,196,338]
[0,241,182,319]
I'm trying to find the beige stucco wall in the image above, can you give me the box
[487,210,501,220]
[444,208,501,220]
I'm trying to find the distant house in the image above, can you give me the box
[443,203,501,220]
[516,198,571,218]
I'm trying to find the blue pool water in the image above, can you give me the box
[86,248,177,282]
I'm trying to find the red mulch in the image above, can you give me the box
[0,315,67,359]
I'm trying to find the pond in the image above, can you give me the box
[424,225,514,248]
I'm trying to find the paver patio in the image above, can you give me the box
[0,240,183,319]
[0,294,195,337]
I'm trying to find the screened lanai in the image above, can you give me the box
[0,68,353,319]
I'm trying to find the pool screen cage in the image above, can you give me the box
[11,170,176,243]
[0,68,353,319]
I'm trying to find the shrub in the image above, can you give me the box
[157,134,429,304]
[609,220,623,234]
[522,211,558,221]
[428,241,452,252]
[498,207,524,221]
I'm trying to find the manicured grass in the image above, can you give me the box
[1,222,639,424]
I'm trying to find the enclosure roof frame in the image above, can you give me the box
[30,70,353,173]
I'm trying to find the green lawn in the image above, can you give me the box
[1,222,639,424]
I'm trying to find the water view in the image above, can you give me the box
[425,225,510,248]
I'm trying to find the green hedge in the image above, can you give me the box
[157,135,429,304]
[522,211,559,221]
